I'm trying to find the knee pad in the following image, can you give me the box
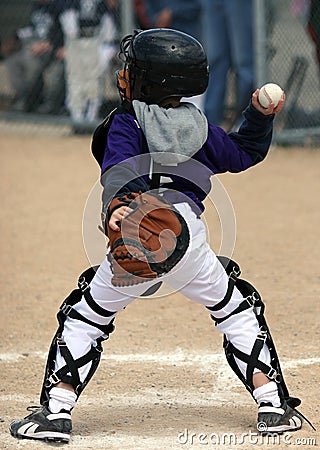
[40,266,115,406]
[207,256,301,409]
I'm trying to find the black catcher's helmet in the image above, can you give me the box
[116,28,209,104]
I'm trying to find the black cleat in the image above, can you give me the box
[10,406,72,442]
[257,401,302,434]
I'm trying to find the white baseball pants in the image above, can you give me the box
[54,203,271,382]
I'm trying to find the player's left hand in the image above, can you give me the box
[252,89,286,115]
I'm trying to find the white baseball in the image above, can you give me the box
[258,83,283,108]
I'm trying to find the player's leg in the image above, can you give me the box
[165,203,303,433]
[10,258,159,442]
[214,266,304,433]
[226,0,254,123]
[64,38,88,123]
[4,47,29,110]
[38,59,66,114]
[202,0,231,125]
[23,51,52,112]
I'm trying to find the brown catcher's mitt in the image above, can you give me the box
[105,192,190,286]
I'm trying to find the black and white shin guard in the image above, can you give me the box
[40,266,115,407]
[207,256,301,410]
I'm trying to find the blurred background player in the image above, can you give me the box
[2,0,78,114]
[64,0,120,129]
[308,0,320,77]
[201,0,254,128]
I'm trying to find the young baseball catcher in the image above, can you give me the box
[10,28,307,443]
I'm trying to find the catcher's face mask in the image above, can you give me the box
[116,68,131,101]
[116,32,137,102]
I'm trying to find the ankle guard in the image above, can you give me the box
[40,266,115,406]
[207,256,301,409]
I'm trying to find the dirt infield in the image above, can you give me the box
[0,133,319,449]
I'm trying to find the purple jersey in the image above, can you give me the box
[96,102,274,215]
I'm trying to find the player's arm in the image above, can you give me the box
[204,89,285,174]
[227,89,285,165]
[101,162,149,208]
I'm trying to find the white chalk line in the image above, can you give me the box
[1,349,319,369]
[1,352,319,449]
[0,432,183,450]
[0,390,243,407]
[0,350,319,406]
